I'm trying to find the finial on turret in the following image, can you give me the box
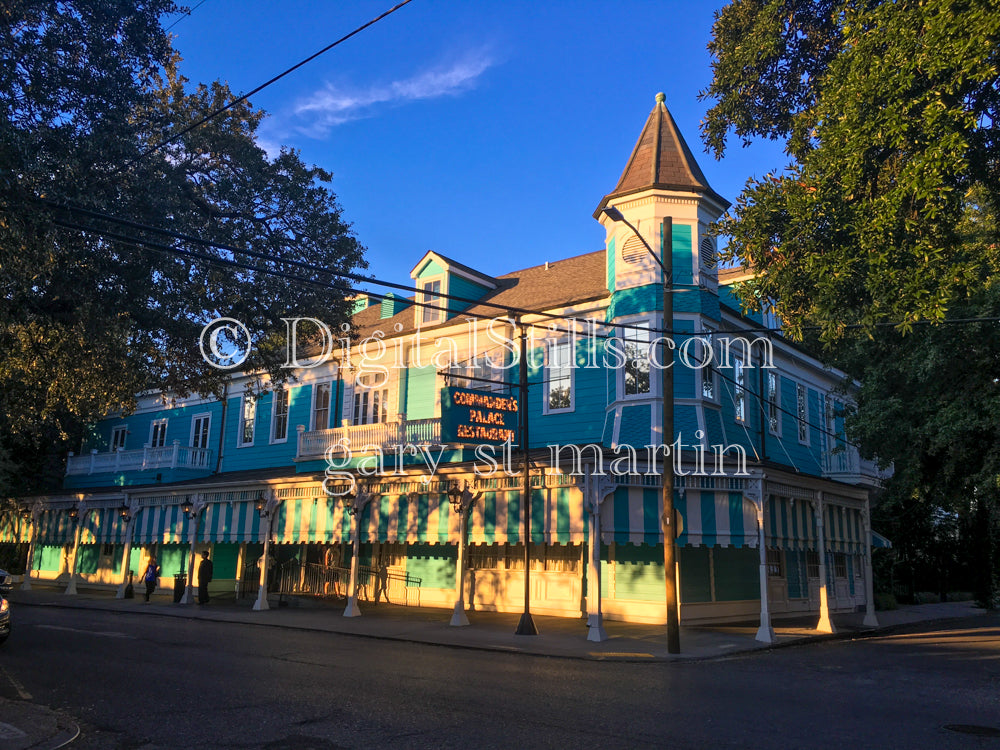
[655,92,666,104]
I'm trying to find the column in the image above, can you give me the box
[65,507,84,595]
[450,484,482,627]
[862,504,879,628]
[344,487,374,617]
[21,506,39,591]
[116,504,137,598]
[180,495,204,605]
[584,469,616,643]
[748,477,775,643]
[815,491,835,633]
[254,491,280,612]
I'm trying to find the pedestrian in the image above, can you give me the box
[197,550,213,604]
[140,556,159,603]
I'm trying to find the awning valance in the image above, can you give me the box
[36,509,75,545]
[825,503,863,554]
[80,508,130,545]
[767,496,817,551]
[872,530,892,549]
[198,501,265,543]
[133,504,193,544]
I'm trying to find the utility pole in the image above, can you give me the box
[660,217,680,654]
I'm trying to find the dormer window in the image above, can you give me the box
[420,279,443,324]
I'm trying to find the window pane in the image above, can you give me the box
[314,383,331,430]
[547,340,572,409]
[623,323,651,396]
[421,280,441,323]
[273,391,288,441]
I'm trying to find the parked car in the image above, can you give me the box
[0,570,12,596]
[0,598,10,644]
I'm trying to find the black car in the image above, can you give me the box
[0,597,10,644]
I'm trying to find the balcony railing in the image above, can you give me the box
[297,418,442,460]
[822,448,889,487]
[66,440,214,476]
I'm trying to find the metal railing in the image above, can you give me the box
[237,558,422,607]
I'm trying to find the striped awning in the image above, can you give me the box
[80,508,130,545]
[270,486,588,545]
[600,487,758,548]
[0,515,21,543]
[133,504,194,544]
[872,530,892,549]
[35,509,76,545]
[198,501,266,543]
[825,504,863,554]
[766,496,817,550]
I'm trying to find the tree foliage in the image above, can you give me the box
[0,1,367,495]
[703,0,1000,603]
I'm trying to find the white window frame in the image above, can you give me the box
[733,356,746,423]
[270,389,289,444]
[617,317,654,400]
[418,276,445,325]
[312,381,332,431]
[544,337,574,414]
[353,373,389,426]
[796,382,810,445]
[238,395,257,447]
[700,327,717,402]
[110,425,128,452]
[189,413,211,449]
[149,419,168,448]
[766,371,781,436]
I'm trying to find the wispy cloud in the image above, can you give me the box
[290,54,495,137]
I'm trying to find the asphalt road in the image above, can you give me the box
[2,605,999,749]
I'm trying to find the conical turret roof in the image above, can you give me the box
[594,93,729,217]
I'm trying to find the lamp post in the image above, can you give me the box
[20,505,38,591]
[253,491,280,612]
[342,484,375,617]
[115,500,137,599]
[65,503,84,596]
[179,494,205,605]
[448,481,482,626]
[602,206,680,653]
[515,320,538,636]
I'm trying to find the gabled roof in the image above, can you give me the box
[410,250,499,290]
[594,93,730,216]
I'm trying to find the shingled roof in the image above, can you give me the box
[594,93,729,216]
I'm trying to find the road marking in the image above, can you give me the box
[0,666,32,700]
[36,624,135,639]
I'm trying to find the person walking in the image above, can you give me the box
[197,550,213,604]
[141,556,159,603]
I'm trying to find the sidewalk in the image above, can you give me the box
[7,582,987,663]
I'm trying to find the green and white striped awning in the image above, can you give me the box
[133,504,194,544]
[198,501,266,543]
[270,486,588,545]
[600,487,759,548]
[0,515,21,543]
[766,496,817,550]
[36,509,75,545]
[825,503,864,554]
[80,508,130,545]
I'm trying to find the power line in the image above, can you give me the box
[136,0,416,163]
[165,0,209,31]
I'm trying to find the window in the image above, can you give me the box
[111,426,127,452]
[312,382,331,431]
[622,321,651,397]
[701,331,716,401]
[420,279,443,324]
[766,548,783,577]
[239,396,257,447]
[834,552,847,579]
[796,383,809,444]
[353,373,389,425]
[766,372,780,435]
[271,390,289,443]
[806,550,820,579]
[545,339,573,412]
[101,543,115,557]
[190,414,210,449]
[453,352,502,392]
[733,356,746,422]
[149,419,167,448]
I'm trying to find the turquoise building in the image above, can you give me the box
[16,95,886,639]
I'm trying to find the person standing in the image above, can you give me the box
[197,550,213,604]
[141,556,159,603]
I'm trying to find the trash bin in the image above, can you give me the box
[173,573,186,603]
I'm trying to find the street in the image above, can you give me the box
[2,605,999,749]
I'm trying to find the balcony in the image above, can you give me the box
[297,418,442,460]
[66,441,214,476]
[822,448,890,488]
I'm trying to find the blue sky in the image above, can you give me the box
[166,0,789,288]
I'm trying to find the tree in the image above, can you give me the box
[0,2,366,496]
[702,0,1000,605]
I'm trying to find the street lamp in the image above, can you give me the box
[65,502,85,596]
[179,495,205,605]
[116,499,138,600]
[601,206,680,654]
[447,481,482,627]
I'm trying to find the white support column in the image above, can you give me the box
[343,486,374,617]
[254,491,280,612]
[862,504,879,628]
[180,495,204,605]
[116,501,137,599]
[21,505,40,591]
[64,506,84,595]
[584,469,616,643]
[748,476,775,644]
[450,483,482,627]
[815,491,835,633]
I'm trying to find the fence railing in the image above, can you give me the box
[66,441,214,476]
[237,559,422,607]
[297,418,442,460]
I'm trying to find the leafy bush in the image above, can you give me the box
[874,592,898,611]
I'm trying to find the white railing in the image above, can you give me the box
[822,448,889,486]
[297,418,442,459]
[65,440,214,476]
